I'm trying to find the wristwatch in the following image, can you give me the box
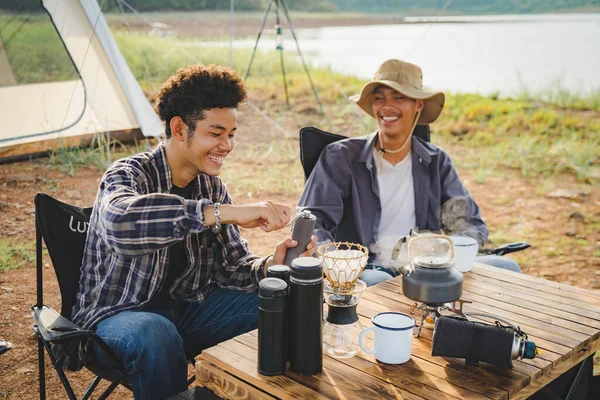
[211,202,222,234]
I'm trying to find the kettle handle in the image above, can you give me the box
[391,235,408,260]
[407,234,455,260]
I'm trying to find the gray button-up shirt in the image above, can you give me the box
[298,132,488,257]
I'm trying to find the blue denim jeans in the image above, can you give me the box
[359,255,522,287]
[86,288,258,400]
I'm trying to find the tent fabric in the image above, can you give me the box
[0,36,17,87]
[0,0,163,161]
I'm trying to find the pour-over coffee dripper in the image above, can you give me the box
[319,242,369,358]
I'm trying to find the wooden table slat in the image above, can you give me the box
[203,344,328,400]
[195,359,277,400]
[243,331,504,400]
[458,283,600,332]
[454,277,600,329]
[472,263,600,303]
[225,333,427,400]
[463,272,600,318]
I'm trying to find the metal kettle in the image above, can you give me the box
[391,234,463,306]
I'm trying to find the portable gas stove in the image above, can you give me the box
[410,299,472,337]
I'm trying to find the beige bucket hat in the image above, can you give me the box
[350,59,445,124]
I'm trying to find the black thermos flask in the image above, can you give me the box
[258,277,288,376]
[288,257,323,375]
[267,264,291,283]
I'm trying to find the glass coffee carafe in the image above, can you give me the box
[319,242,369,358]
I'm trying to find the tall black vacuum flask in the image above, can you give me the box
[258,278,288,376]
[284,210,316,267]
[288,257,323,375]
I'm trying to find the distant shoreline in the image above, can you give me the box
[107,13,404,39]
[106,10,600,39]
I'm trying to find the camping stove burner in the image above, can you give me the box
[409,299,471,337]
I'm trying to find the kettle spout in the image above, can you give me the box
[391,235,407,260]
[398,264,412,277]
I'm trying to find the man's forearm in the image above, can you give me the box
[204,204,241,226]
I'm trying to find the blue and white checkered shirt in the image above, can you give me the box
[72,144,266,331]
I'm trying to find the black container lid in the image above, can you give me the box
[259,278,288,297]
[267,265,290,279]
[290,257,323,280]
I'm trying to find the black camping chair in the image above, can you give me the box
[31,193,197,400]
[298,126,530,256]
[32,193,130,400]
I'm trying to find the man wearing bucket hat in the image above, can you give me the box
[298,59,520,286]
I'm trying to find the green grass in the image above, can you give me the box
[515,76,600,111]
[49,134,154,174]
[433,93,600,184]
[0,14,78,84]
[0,238,37,272]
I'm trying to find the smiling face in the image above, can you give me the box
[372,85,423,142]
[184,107,237,176]
[165,107,237,186]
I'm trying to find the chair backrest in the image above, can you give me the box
[299,125,431,180]
[35,193,92,320]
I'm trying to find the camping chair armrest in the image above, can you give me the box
[479,242,531,256]
[31,305,95,344]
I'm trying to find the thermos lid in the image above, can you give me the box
[267,265,290,279]
[259,277,288,297]
[290,257,323,280]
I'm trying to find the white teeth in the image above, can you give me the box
[382,116,399,122]
[208,155,224,163]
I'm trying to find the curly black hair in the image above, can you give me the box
[156,64,247,138]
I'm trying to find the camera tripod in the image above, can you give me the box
[243,0,323,113]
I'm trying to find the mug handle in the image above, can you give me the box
[359,327,376,354]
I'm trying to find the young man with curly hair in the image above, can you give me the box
[71,64,315,399]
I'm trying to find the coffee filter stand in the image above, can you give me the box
[318,242,369,358]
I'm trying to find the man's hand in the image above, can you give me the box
[205,201,291,232]
[264,235,318,272]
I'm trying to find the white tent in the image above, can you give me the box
[0,0,163,162]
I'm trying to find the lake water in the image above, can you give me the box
[227,13,600,96]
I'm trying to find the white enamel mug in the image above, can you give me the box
[450,235,479,272]
[358,312,415,364]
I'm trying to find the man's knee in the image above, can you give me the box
[475,255,522,273]
[360,269,394,287]
[94,311,184,363]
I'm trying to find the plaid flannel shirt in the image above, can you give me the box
[72,144,267,332]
